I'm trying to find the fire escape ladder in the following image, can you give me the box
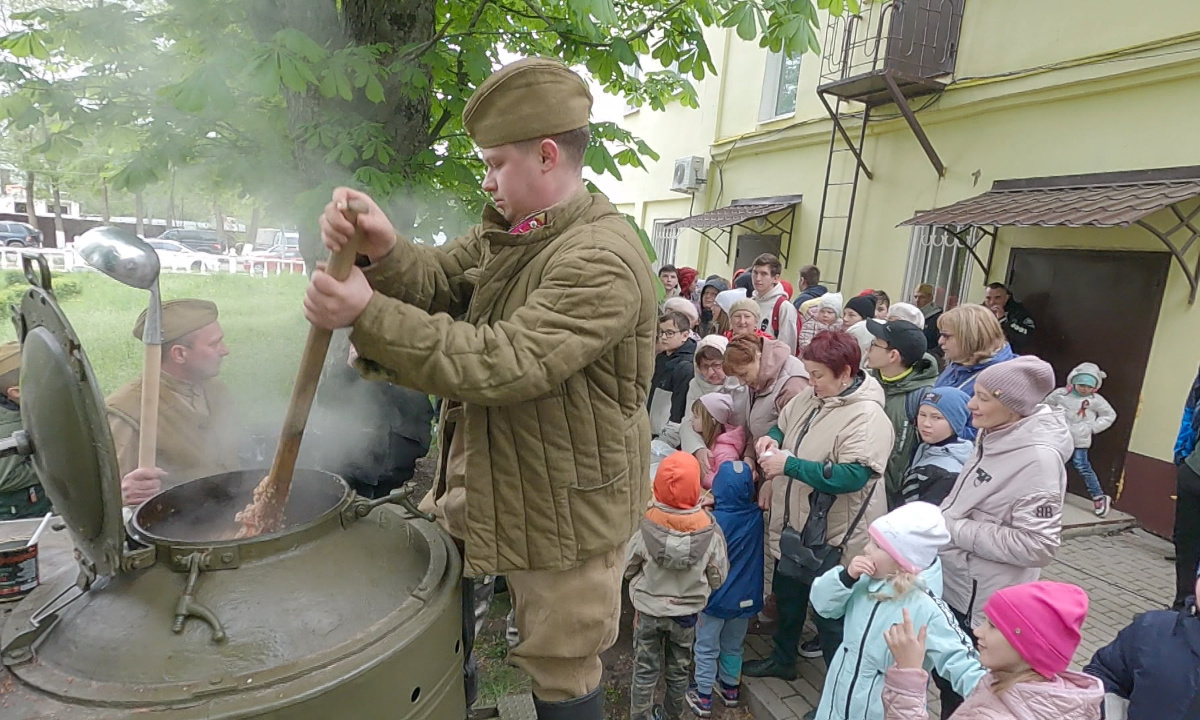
[813,96,872,293]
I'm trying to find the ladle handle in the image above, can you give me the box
[138,344,161,469]
[265,201,366,496]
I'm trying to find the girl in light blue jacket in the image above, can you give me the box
[810,502,986,720]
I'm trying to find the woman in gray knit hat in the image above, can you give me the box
[932,355,1074,718]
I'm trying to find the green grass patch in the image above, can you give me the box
[475,593,532,707]
[0,271,311,421]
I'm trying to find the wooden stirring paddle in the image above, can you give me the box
[235,200,367,538]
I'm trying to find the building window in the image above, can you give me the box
[902,225,980,311]
[760,51,802,121]
[651,219,679,269]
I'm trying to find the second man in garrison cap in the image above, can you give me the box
[107,298,240,506]
[0,341,52,520]
[304,57,657,719]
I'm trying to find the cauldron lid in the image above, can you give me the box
[15,269,124,579]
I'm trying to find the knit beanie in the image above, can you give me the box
[975,356,1056,417]
[888,302,925,329]
[715,288,746,316]
[867,502,950,574]
[699,392,736,426]
[730,297,761,321]
[983,581,1089,678]
[845,295,877,322]
[663,297,699,326]
[1071,373,1099,388]
[653,451,702,510]
[818,292,844,316]
[918,387,972,437]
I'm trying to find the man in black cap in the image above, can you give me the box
[865,320,939,509]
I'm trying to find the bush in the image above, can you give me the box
[0,274,82,317]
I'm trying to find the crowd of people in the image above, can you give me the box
[633,256,1199,720]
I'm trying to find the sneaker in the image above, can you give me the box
[799,637,822,659]
[1093,495,1111,518]
[717,681,740,708]
[743,657,798,681]
[651,704,665,720]
[685,688,713,717]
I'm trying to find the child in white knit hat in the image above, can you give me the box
[809,502,986,720]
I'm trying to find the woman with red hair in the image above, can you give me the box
[743,330,894,682]
[677,267,699,303]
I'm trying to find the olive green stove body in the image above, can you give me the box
[0,256,465,719]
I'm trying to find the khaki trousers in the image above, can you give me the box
[506,543,626,702]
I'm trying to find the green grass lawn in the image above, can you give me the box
[1,271,311,421]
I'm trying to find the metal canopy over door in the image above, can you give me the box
[1006,248,1170,509]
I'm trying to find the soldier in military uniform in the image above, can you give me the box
[304,58,657,719]
[0,341,52,520]
[107,299,241,506]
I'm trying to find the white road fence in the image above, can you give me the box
[0,247,307,278]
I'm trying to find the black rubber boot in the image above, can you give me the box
[532,685,604,720]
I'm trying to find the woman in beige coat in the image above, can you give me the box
[743,330,893,681]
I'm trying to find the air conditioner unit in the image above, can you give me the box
[670,156,706,194]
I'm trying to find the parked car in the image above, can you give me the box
[0,222,43,248]
[157,228,224,254]
[148,239,222,273]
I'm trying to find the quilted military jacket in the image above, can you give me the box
[349,188,658,575]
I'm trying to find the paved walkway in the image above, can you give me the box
[742,524,1175,720]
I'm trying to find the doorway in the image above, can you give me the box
[1006,248,1170,502]
[734,234,781,273]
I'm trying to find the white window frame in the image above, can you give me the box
[902,225,980,311]
[651,219,680,269]
[759,50,802,122]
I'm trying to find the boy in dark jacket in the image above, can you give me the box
[686,459,762,716]
[899,387,973,507]
[648,312,697,445]
[1085,562,1200,720]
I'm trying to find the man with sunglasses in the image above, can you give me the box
[648,311,697,445]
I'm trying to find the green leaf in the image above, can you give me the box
[736,11,757,41]
[611,38,637,67]
[1,31,50,61]
[274,29,327,64]
[364,75,385,103]
[277,54,308,93]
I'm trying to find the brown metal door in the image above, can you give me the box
[734,234,780,272]
[1006,248,1170,500]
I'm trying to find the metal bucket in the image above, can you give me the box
[0,538,38,603]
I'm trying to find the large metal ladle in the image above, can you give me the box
[75,227,164,472]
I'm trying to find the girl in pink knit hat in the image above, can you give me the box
[883,580,1104,720]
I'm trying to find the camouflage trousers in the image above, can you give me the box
[630,612,695,720]
[0,485,51,521]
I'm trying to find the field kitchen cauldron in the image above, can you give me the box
[0,253,465,719]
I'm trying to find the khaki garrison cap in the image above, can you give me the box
[463,57,593,149]
[0,341,19,378]
[133,299,219,345]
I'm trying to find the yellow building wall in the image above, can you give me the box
[600,5,1200,464]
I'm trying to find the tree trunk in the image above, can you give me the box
[23,171,36,227]
[135,192,145,236]
[212,198,228,251]
[166,168,176,227]
[244,206,261,254]
[49,180,65,249]
[101,176,111,222]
